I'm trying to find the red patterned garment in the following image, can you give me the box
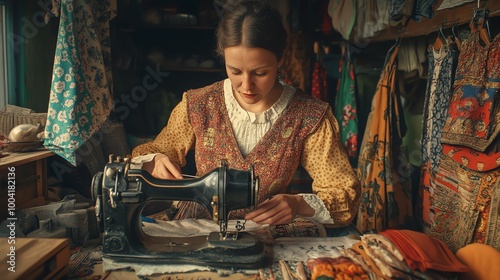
[441,31,500,152]
[311,60,329,101]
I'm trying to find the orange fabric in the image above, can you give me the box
[456,243,500,280]
[356,45,413,233]
[380,229,469,272]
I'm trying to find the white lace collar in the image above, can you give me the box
[223,78,294,124]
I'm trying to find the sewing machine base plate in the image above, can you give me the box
[104,232,270,269]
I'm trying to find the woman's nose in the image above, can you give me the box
[241,74,253,91]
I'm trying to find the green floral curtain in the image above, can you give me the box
[44,0,116,165]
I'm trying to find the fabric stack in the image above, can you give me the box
[379,229,468,273]
[305,229,474,280]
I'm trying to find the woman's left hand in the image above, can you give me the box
[244,194,314,225]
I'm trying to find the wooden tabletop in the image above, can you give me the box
[0,149,54,168]
[1,237,70,280]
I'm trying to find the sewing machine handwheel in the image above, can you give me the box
[91,171,103,202]
[91,171,104,232]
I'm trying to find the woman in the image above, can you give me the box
[132,0,360,227]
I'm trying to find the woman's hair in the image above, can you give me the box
[215,0,287,61]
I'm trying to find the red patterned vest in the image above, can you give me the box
[186,81,329,208]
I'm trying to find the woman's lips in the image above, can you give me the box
[235,88,258,98]
[242,93,257,98]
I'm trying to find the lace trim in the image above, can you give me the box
[298,194,335,225]
[223,79,295,156]
[223,78,294,124]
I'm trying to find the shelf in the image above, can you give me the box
[357,0,500,42]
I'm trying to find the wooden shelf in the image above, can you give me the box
[0,150,55,221]
[361,0,500,42]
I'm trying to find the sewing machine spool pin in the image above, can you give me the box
[91,156,267,268]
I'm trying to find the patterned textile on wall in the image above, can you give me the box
[421,31,500,252]
[421,153,500,252]
[440,32,500,152]
[334,46,359,164]
[44,0,117,165]
[356,45,413,233]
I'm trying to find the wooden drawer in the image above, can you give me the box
[0,150,54,221]
[1,237,70,280]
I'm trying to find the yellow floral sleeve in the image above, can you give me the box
[301,107,361,227]
[131,93,195,167]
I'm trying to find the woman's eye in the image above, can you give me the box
[255,72,267,76]
[231,71,242,75]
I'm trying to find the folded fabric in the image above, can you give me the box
[380,229,469,272]
[306,256,370,280]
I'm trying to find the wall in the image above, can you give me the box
[13,1,58,113]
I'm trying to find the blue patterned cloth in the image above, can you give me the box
[411,0,438,21]
[421,44,459,173]
[44,0,116,165]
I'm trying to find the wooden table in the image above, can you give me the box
[0,150,54,221]
[1,237,70,280]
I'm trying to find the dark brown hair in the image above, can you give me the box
[215,0,287,61]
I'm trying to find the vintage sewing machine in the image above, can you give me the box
[91,155,268,268]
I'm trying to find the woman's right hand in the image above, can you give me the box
[143,154,183,179]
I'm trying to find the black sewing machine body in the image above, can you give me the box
[92,156,268,268]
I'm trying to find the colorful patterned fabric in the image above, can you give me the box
[335,49,359,164]
[132,80,361,226]
[441,32,500,152]
[420,30,500,253]
[44,0,116,165]
[442,145,500,172]
[356,46,413,233]
[421,44,459,173]
[421,153,500,252]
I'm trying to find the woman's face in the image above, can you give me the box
[224,45,283,113]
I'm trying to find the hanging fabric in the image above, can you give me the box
[440,22,498,152]
[311,42,329,101]
[356,43,413,234]
[334,45,359,165]
[282,32,311,91]
[327,0,357,40]
[421,29,500,252]
[420,40,459,174]
[44,0,117,165]
[418,36,460,233]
